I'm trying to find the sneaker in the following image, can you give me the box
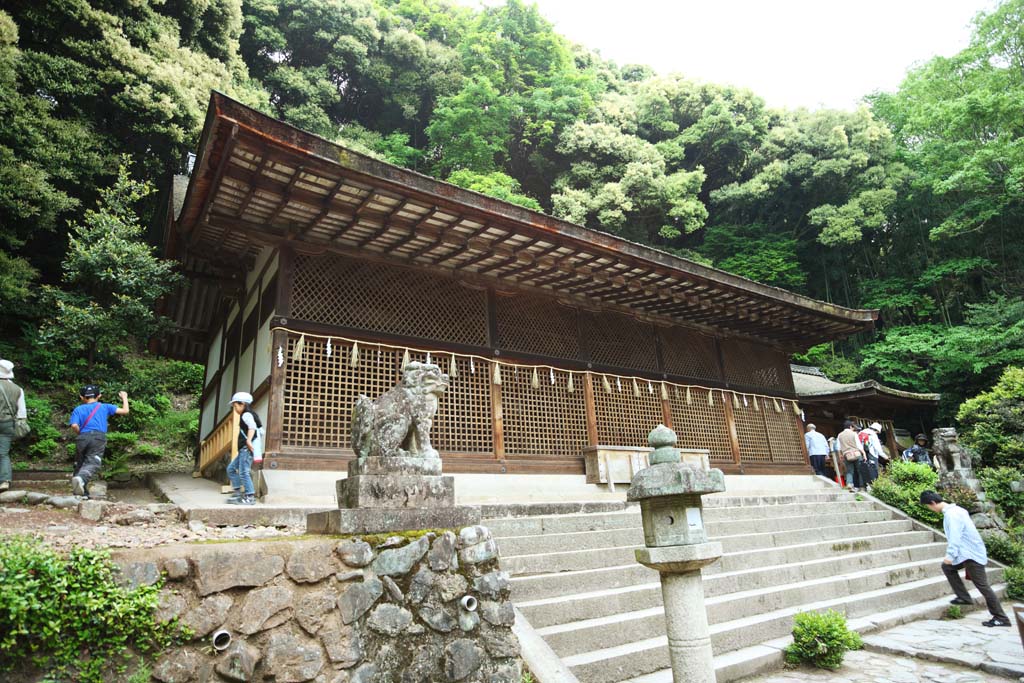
[239,495,255,506]
[0,481,9,492]
[950,598,972,605]
[71,476,85,496]
[983,617,1011,627]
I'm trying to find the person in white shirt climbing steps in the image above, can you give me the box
[226,391,261,506]
[920,490,1010,627]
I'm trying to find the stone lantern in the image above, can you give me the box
[627,424,725,683]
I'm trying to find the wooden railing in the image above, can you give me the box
[198,411,239,474]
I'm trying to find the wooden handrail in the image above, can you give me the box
[198,410,240,474]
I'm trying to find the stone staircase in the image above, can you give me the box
[486,481,1006,682]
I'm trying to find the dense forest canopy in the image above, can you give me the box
[2,0,1024,422]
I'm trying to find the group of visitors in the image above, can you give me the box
[804,420,890,491]
[0,357,261,505]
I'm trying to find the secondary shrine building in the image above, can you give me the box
[162,93,878,480]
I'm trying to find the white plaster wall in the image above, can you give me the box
[200,394,217,440]
[205,330,223,386]
[254,316,273,389]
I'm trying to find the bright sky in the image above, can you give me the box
[465,0,995,110]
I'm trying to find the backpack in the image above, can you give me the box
[239,409,266,462]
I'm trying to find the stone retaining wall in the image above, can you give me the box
[112,526,519,683]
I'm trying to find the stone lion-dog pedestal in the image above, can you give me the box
[307,361,481,534]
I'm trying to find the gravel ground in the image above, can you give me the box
[0,480,306,552]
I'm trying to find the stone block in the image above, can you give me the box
[458,609,480,632]
[367,603,413,635]
[381,575,404,603]
[402,643,443,683]
[46,495,80,509]
[307,506,481,535]
[287,542,339,583]
[479,600,515,626]
[214,641,260,682]
[193,548,284,595]
[88,480,108,499]
[444,639,483,681]
[472,571,510,599]
[428,531,458,571]
[237,585,294,634]
[24,492,49,505]
[182,594,233,638]
[153,649,202,682]
[371,536,430,577]
[296,589,339,635]
[348,456,442,476]
[118,561,161,588]
[459,539,499,565]
[0,489,27,503]
[264,631,325,682]
[419,603,457,632]
[155,592,188,623]
[435,573,469,603]
[164,558,190,581]
[321,613,363,667]
[337,474,455,509]
[481,627,519,658]
[339,576,383,624]
[336,539,374,567]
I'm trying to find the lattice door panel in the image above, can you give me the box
[593,378,664,447]
[495,293,580,359]
[282,337,493,454]
[667,387,734,464]
[731,398,772,463]
[405,350,493,455]
[502,367,589,458]
[763,405,805,464]
[720,339,791,390]
[658,326,721,381]
[291,253,488,347]
[582,311,659,371]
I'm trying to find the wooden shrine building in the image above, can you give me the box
[792,364,940,456]
[161,92,879,479]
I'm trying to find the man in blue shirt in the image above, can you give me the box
[804,424,830,477]
[920,490,1009,627]
[69,385,129,497]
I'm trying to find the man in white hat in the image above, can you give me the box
[0,359,27,491]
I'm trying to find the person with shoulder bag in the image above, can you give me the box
[836,419,866,492]
[226,392,262,506]
[0,359,29,492]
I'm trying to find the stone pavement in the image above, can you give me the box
[861,610,1024,679]
[739,648,1013,682]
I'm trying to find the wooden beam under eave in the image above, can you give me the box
[188,124,238,245]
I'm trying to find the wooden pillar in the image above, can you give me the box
[661,384,673,428]
[794,401,811,470]
[583,372,599,447]
[722,390,742,469]
[490,363,505,460]
[265,328,288,458]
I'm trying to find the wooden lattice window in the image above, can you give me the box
[501,367,588,458]
[282,336,492,454]
[658,326,721,381]
[291,254,488,347]
[731,398,772,463]
[593,378,664,446]
[762,404,805,464]
[582,312,658,371]
[496,293,580,359]
[720,339,791,390]
[667,386,734,464]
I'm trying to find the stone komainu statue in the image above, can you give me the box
[351,361,450,460]
[931,427,971,474]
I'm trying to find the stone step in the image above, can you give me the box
[623,583,1009,683]
[510,540,946,604]
[562,571,1004,683]
[537,557,946,657]
[504,528,935,576]
[486,495,857,537]
[518,540,945,628]
[496,511,900,556]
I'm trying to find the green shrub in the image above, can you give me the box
[983,532,1024,566]
[1005,566,1024,600]
[0,536,182,681]
[122,356,204,402]
[104,432,139,479]
[887,460,939,489]
[870,476,942,526]
[978,467,1024,523]
[784,609,862,670]
[958,366,1024,469]
[14,394,64,460]
[135,443,163,460]
[944,605,964,619]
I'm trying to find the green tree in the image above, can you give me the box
[958,367,1024,468]
[40,159,181,373]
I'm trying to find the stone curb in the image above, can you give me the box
[512,606,580,683]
